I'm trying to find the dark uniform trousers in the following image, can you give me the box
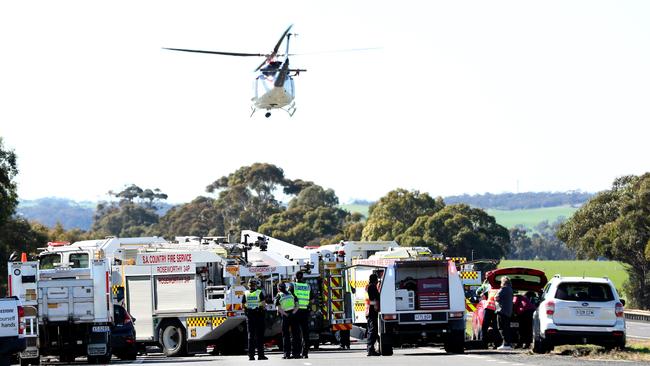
[366,309,379,352]
[296,309,310,356]
[281,313,301,358]
[246,310,266,358]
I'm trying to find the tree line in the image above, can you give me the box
[1,137,649,308]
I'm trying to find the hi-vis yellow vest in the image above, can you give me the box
[293,282,310,309]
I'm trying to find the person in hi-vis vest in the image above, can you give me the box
[289,271,314,358]
[275,282,300,359]
[242,278,268,361]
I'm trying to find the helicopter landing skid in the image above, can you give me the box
[282,102,297,117]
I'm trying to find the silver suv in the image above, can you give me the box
[532,276,626,353]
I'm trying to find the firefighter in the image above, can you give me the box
[275,282,300,359]
[365,273,380,356]
[242,278,268,361]
[290,271,313,358]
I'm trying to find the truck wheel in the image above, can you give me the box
[59,354,75,363]
[160,322,187,357]
[444,330,465,354]
[379,333,393,356]
[20,357,40,366]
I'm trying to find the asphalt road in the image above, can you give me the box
[628,320,650,340]
[39,343,640,366]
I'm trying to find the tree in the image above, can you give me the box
[557,174,650,309]
[151,197,224,239]
[400,204,510,258]
[206,163,292,237]
[509,221,575,260]
[0,137,18,227]
[259,185,353,245]
[0,218,49,296]
[362,189,445,241]
[91,185,166,237]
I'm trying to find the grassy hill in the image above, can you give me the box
[487,205,578,230]
[500,260,628,296]
[340,203,578,230]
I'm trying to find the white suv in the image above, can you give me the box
[532,276,626,353]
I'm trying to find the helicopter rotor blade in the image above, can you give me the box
[255,24,294,72]
[163,48,266,57]
[286,47,382,56]
[274,59,290,88]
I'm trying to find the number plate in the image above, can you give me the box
[92,325,110,332]
[575,309,594,316]
[414,313,432,321]
[510,322,519,328]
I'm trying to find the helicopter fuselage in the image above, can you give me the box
[252,73,295,111]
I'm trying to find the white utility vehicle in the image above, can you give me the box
[349,247,466,355]
[36,248,114,364]
[533,276,626,353]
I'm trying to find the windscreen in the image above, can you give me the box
[39,254,61,269]
[69,253,89,268]
[555,282,615,302]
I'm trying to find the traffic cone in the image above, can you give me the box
[21,252,27,262]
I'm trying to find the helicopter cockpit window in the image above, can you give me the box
[39,254,61,270]
[262,61,282,76]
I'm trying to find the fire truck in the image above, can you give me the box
[349,247,466,355]
[34,237,252,357]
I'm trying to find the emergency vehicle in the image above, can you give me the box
[35,237,250,357]
[7,259,39,366]
[349,247,466,355]
[22,241,115,363]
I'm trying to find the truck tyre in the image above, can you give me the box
[59,354,75,363]
[159,322,187,357]
[379,333,393,356]
[444,330,465,354]
[20,357,40,366]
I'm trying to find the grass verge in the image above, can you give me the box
[551,339,650,361]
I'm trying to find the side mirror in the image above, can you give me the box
[620,299,626,306]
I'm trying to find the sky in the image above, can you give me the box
[1,1,649,204]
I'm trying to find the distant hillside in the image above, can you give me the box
[17,198,95,230]
[18,192,594,231]
[17,198,173,231]
[444,191,593,210]
[341,192,593,229]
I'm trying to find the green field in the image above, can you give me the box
[340,203,370,218]
[340,203,578,230]
[487,206,578,230]
[500,260,629,296]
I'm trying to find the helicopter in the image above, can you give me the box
[164,25,305,118]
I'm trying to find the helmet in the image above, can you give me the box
[248,278,258,286]
[295,271,304,280]
[278,282,286,290]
